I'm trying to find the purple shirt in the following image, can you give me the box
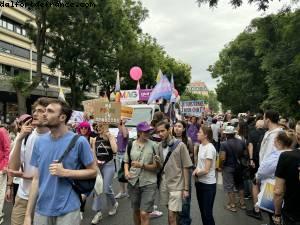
[187,124,199,144]
[117,130,128,153]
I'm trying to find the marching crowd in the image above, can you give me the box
[0,97,299,225]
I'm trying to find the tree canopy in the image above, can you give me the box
[196,0,299,11]
[42,0,191,108]
[210,9,300,118]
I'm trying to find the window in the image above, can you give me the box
[0,16,27,36]
[0,64,13,76]
[0,41,30,59]
[15,26,21,34]
[7,22,13,31]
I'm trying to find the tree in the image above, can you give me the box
[209,32,268,114]
[196,0,298,11]
[251,10,300,118]
[9,0,50,112]
[10,73,32,114]
[47,0,149,107]
[208,91,220,113]
[209,9,300,118]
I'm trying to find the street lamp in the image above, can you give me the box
[41,77,49,97]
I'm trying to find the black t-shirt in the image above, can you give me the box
[95,136,113,163]
[275,149,300,220]
[247,128,266,163]
[220,138,246,168]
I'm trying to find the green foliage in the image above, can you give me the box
[209,9,300,118]
[181,91,219,113]
[44,0,191,108]
[209,32,268,113]
[10,73,32,97]
[196,0,298,11]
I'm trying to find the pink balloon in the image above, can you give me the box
[130,66,142,81]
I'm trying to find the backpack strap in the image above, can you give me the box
[160,140,181,173]
[58,135,80,163]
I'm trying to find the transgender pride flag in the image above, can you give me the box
[147,75,172,104]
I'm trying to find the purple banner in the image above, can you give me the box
[139,89,152,101]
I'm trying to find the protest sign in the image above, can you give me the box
[180,100,206,116]
[139,89,152,101]
[82,99,121,123]
[121,106,134,119]
[68,110,84,124]
[120,90,139,103]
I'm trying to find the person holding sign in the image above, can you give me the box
[90,122,118,225]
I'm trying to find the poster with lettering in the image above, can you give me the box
[139,89,153,101]
[180,100,206,116]
[120,90,139,103]
[82,99,121,123]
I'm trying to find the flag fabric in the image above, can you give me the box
[115,70,120,92]
[156,69,163,83]
[148,75,172,104]
[170,74,176,103]
[58,87,66,101]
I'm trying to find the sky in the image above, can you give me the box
[140,0,295,90]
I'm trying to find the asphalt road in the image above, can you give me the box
[2,173,268,225]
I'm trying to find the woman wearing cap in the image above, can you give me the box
[219,126,247,212]
[90,122,118,225]
[124,121,159,225]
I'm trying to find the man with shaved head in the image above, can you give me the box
[246,119,266,220]
[248,120,265,175]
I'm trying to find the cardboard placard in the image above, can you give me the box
[82,99,121,123]
[121,106,134,119]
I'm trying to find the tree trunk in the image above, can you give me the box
[16,91,27,115]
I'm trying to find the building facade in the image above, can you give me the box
[0,3,98,123]
[186,81,209,96]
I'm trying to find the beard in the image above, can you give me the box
[45,121,61,129]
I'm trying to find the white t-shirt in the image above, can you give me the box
[259,127,282,163]
[162,147,168,161]
[211,124,220,142]
[17,129,50,200]
[196,143,216,184]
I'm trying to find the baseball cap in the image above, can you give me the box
[137,121,153,132]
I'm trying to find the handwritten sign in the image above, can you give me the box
[121,106,134,119]
[82,99,121,123]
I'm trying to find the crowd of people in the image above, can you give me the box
[0,97,299,225]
